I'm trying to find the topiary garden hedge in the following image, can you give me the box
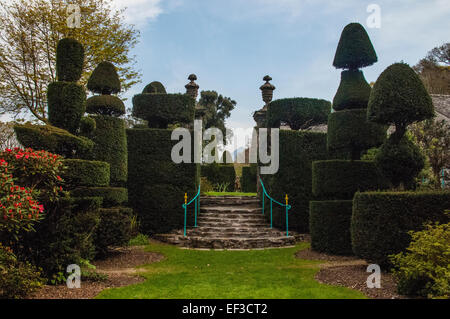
[202,163,236,192]
[241,165,257,193]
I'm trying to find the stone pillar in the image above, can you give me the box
[185,74,199,100]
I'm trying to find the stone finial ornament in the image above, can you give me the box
[260,75,276,107]
[185,74,200,99]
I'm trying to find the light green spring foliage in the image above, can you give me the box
[390,222,450,298]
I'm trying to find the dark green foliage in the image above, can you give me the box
[86,95,125,116]
[352,191,450,266]
[312,160,389,200]
[14,124,94,158]
[241,165,257,193]
[56,38,84,82]
[267,98,331,130]
[79,116,96,138]
[264,131,328,233]
[327,109,387,160]
[47,82,86,133]
[375,135,425,188]
[333,70,372,110]
[87,61,121,95]
[127,129,200,234]
[309,200,353,255]
[91,116,127,186]
[94,207,133,256]
[333,23,378,70]
[0,246,45,299]
[12,197,102,278]
[368,63,434,138]
[142,81,167,94]
[132,93,195,128]
[202,164,236,192]
[62,159,110,188]
[71,187,128,208]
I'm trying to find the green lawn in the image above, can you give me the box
[204,192,257,197]
[96,242,366,299]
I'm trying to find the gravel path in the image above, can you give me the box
[27,246,164,299]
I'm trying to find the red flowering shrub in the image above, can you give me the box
[0,148,65,203]
[0,159,43,240]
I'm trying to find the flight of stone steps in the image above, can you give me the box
[154,195,306,249]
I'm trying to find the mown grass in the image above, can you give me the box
[96,242,366,299]
[204,192,257,197]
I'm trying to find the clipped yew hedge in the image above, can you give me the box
[71,187,128,208]
[241,165,257,193]
[351,191,450,266]
[312,160,389,200]
[91,116,128,186]
[310,200,353,255]
[132,93,195,128]
[127,128,200,234]
[264,131,328,233]
[14,124,94,158]
[332,70,372,110]
[86,95,125,116]
[202,163,236,192]
[62,159,110,188]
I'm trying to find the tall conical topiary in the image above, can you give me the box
[328,23,386,159]
[86,61,127,186]
[48,38,86,134]
[310,23,388,256]
[368,62,433,188]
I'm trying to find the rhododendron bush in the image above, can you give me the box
[0,148,65,203]
[0,159,43,239]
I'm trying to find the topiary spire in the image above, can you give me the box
[333,23,378,70]
[56,38,84,82]
[87,61,121,95]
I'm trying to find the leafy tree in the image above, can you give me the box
[410,119,450,187]
[198,90,236,136]
[0,0,140,122]
[413,43,450,94]
[0,122,21,150]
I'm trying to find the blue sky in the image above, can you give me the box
[116,0,449,133]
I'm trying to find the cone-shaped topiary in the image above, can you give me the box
[375,135,425,188]
[142,81,167,94]
[368,63,434,141]
[333,23,378,70]
[87,61,121,95]
[333,70,372,110]
[56,38,84,82]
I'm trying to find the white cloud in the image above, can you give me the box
[112,0,164,28]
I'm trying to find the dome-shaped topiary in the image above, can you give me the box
[87,61,121,95]
[368,63,434,140]
[333,70,372,110]
[86,95,125,116]
[375,135,425,189]
[142,81,167,94]
[56,38,84,82]
[333,23,378,70]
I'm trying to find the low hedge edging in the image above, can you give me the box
[71,187,128,207]
[62,159,110,187]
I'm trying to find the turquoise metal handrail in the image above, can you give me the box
[259,178,292,237]
[182,185,201,237]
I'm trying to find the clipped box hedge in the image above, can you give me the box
[310,200,353,255]
[241,165,257,193]
[264,131,328,233]
[312,160,389,200]
[351,191,450,266]
[62,159,110,188]
[202,164,236,192]
[91,115,128,186]
[127,128,200,234]
[71,187,128,208]
[94,207,133,256]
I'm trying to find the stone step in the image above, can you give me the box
[200,212,264,218]
[154,233,297,249]
[197,221,269,228]
[201,197,259,206]
[188,230,286,239]
[201,206,261,214]
[199,215,265,222]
